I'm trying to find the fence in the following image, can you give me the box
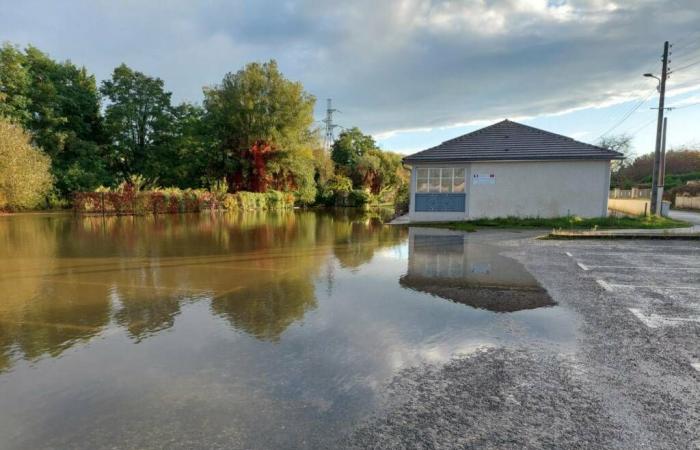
[675,196,700,210]
[609,188,652,199]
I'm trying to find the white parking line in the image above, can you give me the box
[692,362,700,373]
[607,283,700,291]
[573,264,700,272]
[596,279,613,292]
[628,308,700,329]
[565,252,573,258]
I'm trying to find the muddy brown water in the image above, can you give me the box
[0,211,576,449]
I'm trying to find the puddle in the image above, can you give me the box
[0,212,577,449]
[400,227,556,312]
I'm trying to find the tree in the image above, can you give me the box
[331,127,377,170]
[0,44,31,123]
[0,44,110,195]
[203,60,317,201]
[148,102,209,188]
[598,134,633,188]
[101,64,174,181]
[0,119,53,209]
[331,127,407,194]
[619,149,700,188]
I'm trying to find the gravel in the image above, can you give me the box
[345,236,700,449]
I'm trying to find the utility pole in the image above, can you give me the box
[655,117,668,215]
[322,98,338,151]
[650,41,669,214]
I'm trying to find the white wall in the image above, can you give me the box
[468,160,610,218]
[408,160,611,221]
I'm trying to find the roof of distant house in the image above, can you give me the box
[403,120,625,164]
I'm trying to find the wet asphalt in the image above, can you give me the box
[347,232,700,449]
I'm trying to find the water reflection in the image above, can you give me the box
[0,210,402,370]
[0,211,575,450]
[400,228,555,312]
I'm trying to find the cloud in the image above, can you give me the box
[1,0,699,135]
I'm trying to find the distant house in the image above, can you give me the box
[402,120,624,221]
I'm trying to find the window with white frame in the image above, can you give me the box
[416,168,465,193]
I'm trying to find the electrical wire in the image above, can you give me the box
[596,88,657,139]
[667,101,700,110]
[671,32,700,55]
[671,58,700,73]
[626,116,658,137]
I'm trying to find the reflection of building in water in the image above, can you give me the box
[400,228,555,312]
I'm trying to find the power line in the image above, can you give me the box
[596,88,656,140]
[671,58,700,73]
[666,100,700,110]
[626,116,658,137]
[671,32,700,54]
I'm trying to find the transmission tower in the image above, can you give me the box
[322,98,339,151]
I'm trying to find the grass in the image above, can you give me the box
[414,215,690,232]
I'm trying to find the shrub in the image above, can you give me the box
[349,189,370,207]
[223,193,240,210]
[318,174,353,206]
[211,179,229,202]
[73,185,292,215]
[0,119,53,210]
[394,182,409,215]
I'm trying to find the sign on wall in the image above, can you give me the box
[472,173,496,185]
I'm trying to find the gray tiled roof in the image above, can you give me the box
[403,120,624,163]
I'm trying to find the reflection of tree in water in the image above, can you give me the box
[0,215,111,371]
[211,277,317,342]
[112,291,183,343]
[0,278,111,372]
[0,209,405,370]
[332,218,406,269]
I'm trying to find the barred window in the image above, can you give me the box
[416,168,465,193]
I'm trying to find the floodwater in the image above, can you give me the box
[0,210,577,449]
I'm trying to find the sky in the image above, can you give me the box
[1,0,699,156]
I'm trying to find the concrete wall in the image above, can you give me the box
[408,160,611,221]
[608,198,650,216]
[467,160,610,219]
[676,196,700,210]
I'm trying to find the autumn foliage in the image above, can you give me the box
[0,119,53,210]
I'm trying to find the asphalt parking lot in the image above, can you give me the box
[559,239,700,369]
[349,234,700,449]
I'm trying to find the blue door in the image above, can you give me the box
[414,194,466,212]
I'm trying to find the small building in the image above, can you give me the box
[403,120,624,222]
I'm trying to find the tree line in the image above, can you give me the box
[599,134,700,203]
[0,43,407,210]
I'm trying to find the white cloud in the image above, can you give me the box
[1,0,699,136]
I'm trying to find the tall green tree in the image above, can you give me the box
[203,60,317,203]
[331,127,377,169]
[331,127,406,194]
[159,102,210,188]
[100,64,174,181]
[0,44,110,195]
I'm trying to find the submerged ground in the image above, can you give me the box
[0,211,698,449]
[350,236,700,449]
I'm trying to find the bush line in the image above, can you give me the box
[73,187,294,215]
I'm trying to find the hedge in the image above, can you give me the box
[73,187,294,215]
